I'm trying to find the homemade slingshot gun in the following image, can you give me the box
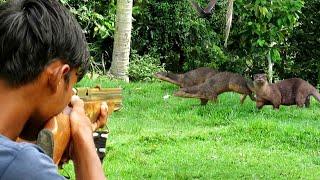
[19,87,122,166]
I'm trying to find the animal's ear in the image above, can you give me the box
[263,74,268,79]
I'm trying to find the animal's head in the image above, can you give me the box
[253,74,268,86]
[154,71,183,87]
[154,71,168,78]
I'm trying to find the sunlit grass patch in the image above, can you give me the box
[61,78,320,179]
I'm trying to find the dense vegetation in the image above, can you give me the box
[0,0,319,178]
[1,0,318,84]
[61,78,320,179]
[280,0,320,85]
[58,0,319,85]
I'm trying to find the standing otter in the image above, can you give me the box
[253,74,320,109]
[174,72,255,105]
[154,67,219,88]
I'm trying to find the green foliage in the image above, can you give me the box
[279,0,320,85]
[62,80,320,179]
[131,0,308,81]
[228,0,304,74]
[131,0,228,72]
[2,0,318,83]
[61,0,115,39]
[128,51,165,82]
[59,0,116,72]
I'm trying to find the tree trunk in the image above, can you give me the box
[267,51,273,83]
[224,0,234,47]
[109,0,133,82]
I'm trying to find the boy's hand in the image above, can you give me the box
[69,95,106,179]
[91,101,108,131]
[70,95,92,137]
[68,95,108,158]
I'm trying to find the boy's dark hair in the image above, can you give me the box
[0,0,89,87]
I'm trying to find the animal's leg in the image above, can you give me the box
[256,101,264,109]
[305,96,311,108]
[240,95,247,104]
[200,98,209,105]
[249,93,256,101]
[271,97,282,110]
[210,93,218,103]
[272,104,280,110]
[232,84,254,103]
[295,93,306,108]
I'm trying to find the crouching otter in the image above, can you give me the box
[154,67,218,88]
[174,72,255,105]
[253,74,320,109]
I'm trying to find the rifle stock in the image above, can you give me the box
[19,87,122,166]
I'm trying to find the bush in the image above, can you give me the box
[228,0,304,78]
[280,0,320,85]
[129,51,165,82]
[59,0,116,72]
[131,0,228,73]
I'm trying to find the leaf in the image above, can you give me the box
[60,0,68,5]
[257,39,265,47]
[259,7,269,17]
[277,19,282,27]
[271,49,281,62]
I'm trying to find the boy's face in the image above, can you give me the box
[19,67,80,140]
[40,69,79,120]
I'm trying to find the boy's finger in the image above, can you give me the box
[100,102,108,117]
[91,122,97,131]
[94,102,108,129]
[70,95,85,113]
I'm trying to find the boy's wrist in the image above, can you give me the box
[70,129,96,159]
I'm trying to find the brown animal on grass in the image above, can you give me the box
[154,67,218,88]
[253,74,320,109]
[174,72,255,105]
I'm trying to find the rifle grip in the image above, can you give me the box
[37,101,110,165]
[40,109,71,165]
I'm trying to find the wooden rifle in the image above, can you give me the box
[19,87,122,166]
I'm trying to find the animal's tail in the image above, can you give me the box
[311,90,320,102]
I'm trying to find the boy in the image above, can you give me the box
[0,0,106,179]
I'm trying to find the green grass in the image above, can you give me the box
[62,77,320,179]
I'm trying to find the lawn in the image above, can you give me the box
[61,76,320,179]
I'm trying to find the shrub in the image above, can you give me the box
[131,0,228,73]
[129,51,165,82]
[59,0,116,72]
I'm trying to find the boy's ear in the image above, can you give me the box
[46,61,70,93]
